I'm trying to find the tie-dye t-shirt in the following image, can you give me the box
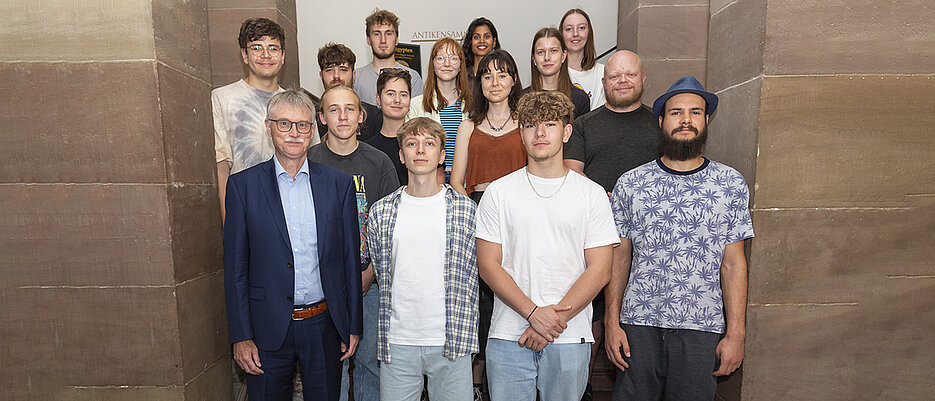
[212,79,282,174]
[610,158,754,334]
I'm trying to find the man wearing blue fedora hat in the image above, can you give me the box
[604,76,754,400]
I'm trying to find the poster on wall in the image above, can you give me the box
[395,43,421,77]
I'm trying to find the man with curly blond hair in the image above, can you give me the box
[354,9,423,107]
[475,91,619,401]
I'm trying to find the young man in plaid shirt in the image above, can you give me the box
[366,117,479,401]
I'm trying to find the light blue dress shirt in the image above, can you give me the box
[274,157,324,306]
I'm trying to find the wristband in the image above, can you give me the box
[526,305,538,321]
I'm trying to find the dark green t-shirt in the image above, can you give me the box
[564,104,659,193]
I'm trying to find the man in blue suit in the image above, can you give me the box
[224,88,363,401]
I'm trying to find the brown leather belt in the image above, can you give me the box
[292,302,328,320]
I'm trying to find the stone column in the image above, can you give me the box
[618,0,709,103]
[0,1,229,400]
[706,1,935,400]
[207,0,299,89]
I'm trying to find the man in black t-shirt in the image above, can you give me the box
[563,50,658,194]
[562,50,659,401]
[310,85,399,401]
[366,68,411,185]
[317,42,382,142]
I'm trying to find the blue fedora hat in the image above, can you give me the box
[652,76,718,117]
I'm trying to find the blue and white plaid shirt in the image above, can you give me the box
[366,185,479,362]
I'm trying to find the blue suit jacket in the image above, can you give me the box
[224,157,363,350]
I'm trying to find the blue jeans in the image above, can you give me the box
[380,344,472,401]
[352,283,380,401]
[485,339,590,401]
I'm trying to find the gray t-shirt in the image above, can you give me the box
[564,104,659,193]
[354,62,424,106]
[212,79,282,174]
[307,141,401,267]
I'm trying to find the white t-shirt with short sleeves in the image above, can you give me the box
[569,63,606,111]
[475,168,620,344]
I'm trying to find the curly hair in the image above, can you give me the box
[365,8,400,35]
[238,18,285,50]
[515,91,575,126]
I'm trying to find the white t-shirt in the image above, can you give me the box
[569,63,606,111]
[388,189,447,346]
[475,168,620,343]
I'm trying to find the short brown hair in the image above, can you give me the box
[377,68,412,95]
[365,9,400,35]
[238,18,285,50]
[515,91,575,126]
[317,42,356,70]
[397,117,446,149]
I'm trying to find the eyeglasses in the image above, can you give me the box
[248,44,282,56]
[434,54,461,63]
[268,119,312,134]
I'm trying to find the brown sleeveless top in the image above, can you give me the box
[465,126,527,193]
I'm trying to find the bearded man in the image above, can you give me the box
[561,51,659,396]
[563,50,659,194]
[605,76,753,401]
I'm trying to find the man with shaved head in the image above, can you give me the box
[562,51,659,398]
[563,50,658,193]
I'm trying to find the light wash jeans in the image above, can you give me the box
[380,344,472,401]
[348,283,380,401]
[485,339,590,401]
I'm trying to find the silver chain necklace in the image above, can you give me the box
[526,168,569,198]
[486,114,510,132]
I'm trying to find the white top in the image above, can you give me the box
[475,168,620,343]
[389,189,447,346]
[569,63,606,111]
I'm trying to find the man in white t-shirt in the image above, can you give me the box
[367,117,478,401]
[475,91,619,401]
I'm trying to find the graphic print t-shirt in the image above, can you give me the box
[308,142,400,267]
[610,159,754,334]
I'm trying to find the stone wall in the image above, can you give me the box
[0,0,293,399]
[619,0,935,399]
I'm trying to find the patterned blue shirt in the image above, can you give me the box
[610,158,754,333]
[274,157,324,305]
[366,185,478,362]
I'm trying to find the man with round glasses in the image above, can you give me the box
[224,88,362,401]
[213,17,320,221]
